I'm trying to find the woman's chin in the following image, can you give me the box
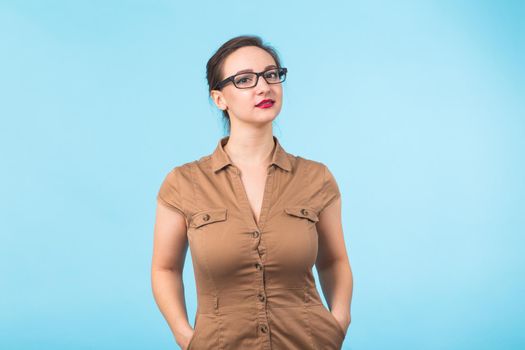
[255,111,280,123]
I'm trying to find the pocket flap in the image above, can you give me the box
[284,207,319,222]
[190,208,228,228]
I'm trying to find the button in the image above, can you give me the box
[301,208,308,216]
[252,231,260,238]
[255,263,263,270]
[202,214,210,221]
[257,293,266,302]
[260,324,268,333]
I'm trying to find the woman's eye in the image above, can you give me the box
[236,77,251,84]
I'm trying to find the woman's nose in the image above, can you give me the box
[255,76,271,92]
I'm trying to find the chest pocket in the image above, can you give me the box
[284,206,319,223]
[190,208,228,229]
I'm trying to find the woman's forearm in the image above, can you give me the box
[317,259,353,327]
[151,268,193,342]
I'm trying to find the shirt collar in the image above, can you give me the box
[211,135,292,173]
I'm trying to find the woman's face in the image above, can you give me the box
[211,46,283,126]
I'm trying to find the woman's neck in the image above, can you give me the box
[223,132,275,168]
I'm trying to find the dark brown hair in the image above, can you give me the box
[206,35,282,134]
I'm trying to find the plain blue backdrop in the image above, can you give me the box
[1,0,523,349]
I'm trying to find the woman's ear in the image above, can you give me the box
[210,90,228,111]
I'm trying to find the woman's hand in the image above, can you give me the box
[331,310,351,336]
[176,327,195,350]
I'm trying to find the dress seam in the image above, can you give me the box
[304,282,317,350]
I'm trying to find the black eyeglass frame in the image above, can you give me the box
[213,67,288,90]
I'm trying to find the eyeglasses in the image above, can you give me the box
[214,67,287,90]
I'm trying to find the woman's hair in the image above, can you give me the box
[206,35,282,134]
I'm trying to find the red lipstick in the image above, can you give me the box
[255,99,275,108]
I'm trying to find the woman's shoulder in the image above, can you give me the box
[159,159,197,184]
[293,154,330,173]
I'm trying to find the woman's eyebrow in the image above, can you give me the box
[234,64,277,75]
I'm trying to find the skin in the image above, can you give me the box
[151,46,353,350]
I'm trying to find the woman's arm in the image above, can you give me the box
[151,202,194,349]
[315,197,354,335]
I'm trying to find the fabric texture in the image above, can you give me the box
[157,135,344,350]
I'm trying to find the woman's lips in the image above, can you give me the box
[256,100,275,108]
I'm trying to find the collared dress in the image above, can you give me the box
[157,135,346,350]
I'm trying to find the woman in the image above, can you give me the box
[151,35,353,350]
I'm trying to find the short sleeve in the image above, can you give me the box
[320,164,341,213]
[157,167,186,217]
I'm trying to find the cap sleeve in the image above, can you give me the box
[320,164,341,213]
[157,167,186,217]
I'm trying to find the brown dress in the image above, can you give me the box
[157,135,345,350]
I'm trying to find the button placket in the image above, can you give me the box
[254,255,270,345]
[229,165,273,347]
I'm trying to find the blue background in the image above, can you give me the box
[1,0,523,349]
